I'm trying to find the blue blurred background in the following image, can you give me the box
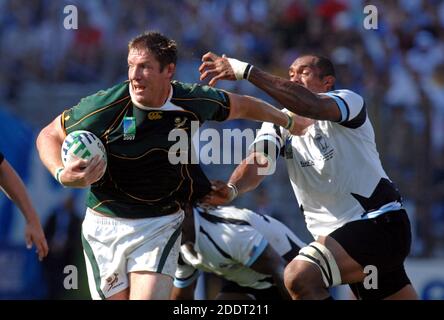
[0,0,443,299]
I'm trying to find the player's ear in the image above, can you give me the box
[323,75,335,91]
[165,63,176,79]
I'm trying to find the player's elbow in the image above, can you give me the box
[36,125,52,153]
[226,93,246,120]
[36,116,64,152]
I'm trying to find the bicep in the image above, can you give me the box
[316,95,342,122]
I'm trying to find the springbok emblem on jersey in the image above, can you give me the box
[174,117,188,129]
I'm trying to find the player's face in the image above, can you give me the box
[289,56,327,93]
[128,48,175,107]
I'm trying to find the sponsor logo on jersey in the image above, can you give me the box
[148,111,163,120]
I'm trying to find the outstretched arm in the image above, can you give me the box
[225,92,294,131]
[201,152,269,206]
[199,52,340,121]
[0,159,48,261]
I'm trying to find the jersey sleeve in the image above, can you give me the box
[249,121,284,164]
[174,249,201,288]
[62,82,130,137]
[321,89,367,128]
[171,81,231,122]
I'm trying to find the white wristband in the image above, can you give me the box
[226,58,253,80]
[227,183,239,201]
[54,167,64,185]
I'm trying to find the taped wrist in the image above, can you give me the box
[227,58,253,80]
[54,167,64,185]
[284,113,294,131]
[227,183,239,201]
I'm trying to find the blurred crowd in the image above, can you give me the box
[0,0,443,257]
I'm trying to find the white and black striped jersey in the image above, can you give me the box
[252,89,402,238]
[174,206,305,290]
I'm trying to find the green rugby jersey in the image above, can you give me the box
[62,80,230,218]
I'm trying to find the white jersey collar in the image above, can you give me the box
[129,83,173,111]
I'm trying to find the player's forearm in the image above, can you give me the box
[248,67,324,119]
[228,153,267,195]
[241,95,289,127]
[228,93,289,129]
[0,161,39,224]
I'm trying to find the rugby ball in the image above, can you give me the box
[61,130,107,170]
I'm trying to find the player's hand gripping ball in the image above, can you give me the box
[61,130,107,177]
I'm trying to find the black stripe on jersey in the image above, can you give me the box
[351,177,402,215]
[178,252,187,266]
[340,102,367,129]
[198,209,250,226]
[252,134,281,159]
[282,235,302,263]
[200,226,232,259]
[273,124,282,139]
[274,125,285,157]
[0,152,3,165]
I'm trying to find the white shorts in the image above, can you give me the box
[81,207,183,299]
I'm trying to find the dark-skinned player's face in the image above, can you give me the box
[289,56,332,93]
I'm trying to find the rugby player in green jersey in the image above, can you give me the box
[36,31,295,300]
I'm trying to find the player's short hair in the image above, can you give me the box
[303,54,336,79]
[128,31,177,70]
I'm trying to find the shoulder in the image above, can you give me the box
[171,81,230,122]
[325,89,364,106]
[76,81,130,110]
[322,89,367,129]
[63,81,131,135]
[171,81,228,103]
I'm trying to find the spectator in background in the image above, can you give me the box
[43,193,82,299]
